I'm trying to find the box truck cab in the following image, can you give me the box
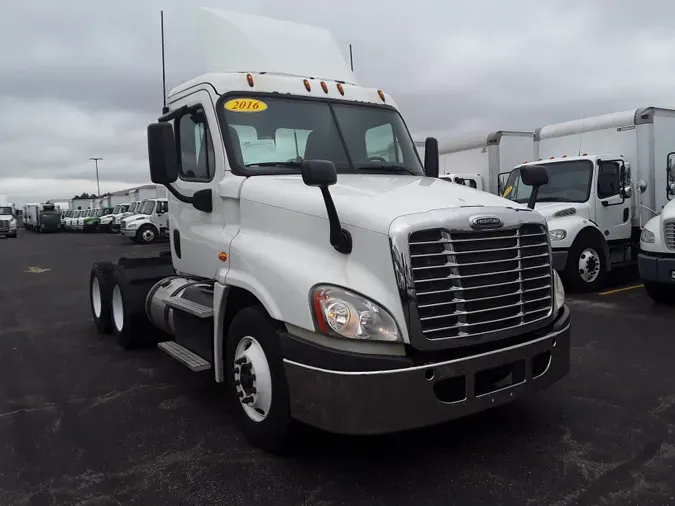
[500,107,675,292]
[0,205,17,238]
[120,198,169,243]
[86,8,570,451]
[638,154,675,302]
[101,203,130,232]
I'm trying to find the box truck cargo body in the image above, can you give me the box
[426,131,536,194]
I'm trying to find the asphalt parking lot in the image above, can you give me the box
[0,230,674,506]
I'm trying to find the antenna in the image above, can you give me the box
[349,44,354,72]
[161,10,169,114]
[578,115,585,156]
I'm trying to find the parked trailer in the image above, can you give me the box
[500,107,675,292]
[87,8,570,451]
[416,131,536,194]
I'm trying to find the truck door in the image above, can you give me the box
[169,88,229,278]
[595,160,632,241]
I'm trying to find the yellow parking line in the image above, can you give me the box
[598,284,644,296]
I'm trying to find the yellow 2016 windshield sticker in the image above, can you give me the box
[224,98,268,113]
[502,185,513,197]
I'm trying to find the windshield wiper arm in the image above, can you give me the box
[355,164,416,175]
[246,161,302,168]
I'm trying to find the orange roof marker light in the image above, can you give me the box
[218,252,228,262]
[549,156,555,159]
[377,90,386,102]
[336,83,344,96]
[303,79,311,92]
[562,154,568,158]
[320,81,328,93]
[246,73,254,87]
[582,152,588,156]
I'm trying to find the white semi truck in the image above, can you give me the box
[120,198,169,244]
[87,8,570,450]
[638,154,675,303]
[500,107,675,292]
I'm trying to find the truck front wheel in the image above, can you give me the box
[564,235,607,293]
[136,225,157,244]
[226,305,293,452]
[643,282,675,304]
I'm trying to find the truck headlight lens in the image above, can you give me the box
[553,270,565,313]
[549,229,567,241]
[640,228,655,244]
[128,223,138,229]
[9,219,16,229]
[311,285,401,342]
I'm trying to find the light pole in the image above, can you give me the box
[89,157,102,196]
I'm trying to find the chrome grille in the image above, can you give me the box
[665,222,675,250]
[0,221,8,231]
[409,224,553,341]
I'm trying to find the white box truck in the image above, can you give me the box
[86,8,570,451]
[0,203,18,238]
[500,107,675,292]
[418,131,536,194]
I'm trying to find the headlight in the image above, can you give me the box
[9,219,16,229]
[128,223,138,229]
[549,229,567,241]
[553,270,565,313]
[640,228,655,244]
[311,285,401,342]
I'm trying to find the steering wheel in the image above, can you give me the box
[367,156,387,162]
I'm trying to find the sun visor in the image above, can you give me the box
[195,8,357,85]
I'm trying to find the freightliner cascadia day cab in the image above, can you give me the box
[87,8,570,450]
[0,204,18,238]
[499,107,675,292]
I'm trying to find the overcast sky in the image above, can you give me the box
[2,0,675,204]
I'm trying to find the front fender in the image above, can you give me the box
[223,200,408,343]
[547,215,597,249]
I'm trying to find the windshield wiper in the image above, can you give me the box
[246,161,302,168]
[355,164,416,175]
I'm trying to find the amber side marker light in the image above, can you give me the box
[320,81,328,93]
[218,252,228,262]
[377,90,386,102]
[246,73,254,87]
[303,79,311,91]
[337,83,344,95]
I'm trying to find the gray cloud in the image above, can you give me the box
[2,0,675,202]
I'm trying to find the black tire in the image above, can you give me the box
[563,233,607,293]
[90,262,116,334]
[225,305,294,452]
[644,281,675,304]
[136,224,157,244]
[7,232,16,238]
[110,265,162,350]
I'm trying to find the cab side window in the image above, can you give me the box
[177,107,215,181]
[597,162,621,198]
[157,201,168,214]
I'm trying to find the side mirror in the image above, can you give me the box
[520,165,549,187]
[147,122,178,185]
[423,137,439,178]
[300,159,337,187]
[520,165,549,209]
[621,185,633,199]
[669,153,675,171]
[637,180,647,194]
[300,159,351,254]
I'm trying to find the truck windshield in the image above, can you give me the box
[503,160,593,204]
[0,206,12,215]
[220,96,424,175]
[140,201,155,214]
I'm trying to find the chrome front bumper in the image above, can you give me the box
[283,306,571,435]
[121,228,136,237]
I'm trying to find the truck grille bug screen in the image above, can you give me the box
[409,224,553,340]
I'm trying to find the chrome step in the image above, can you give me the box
[165,296,214,318]
[158,341,211,372]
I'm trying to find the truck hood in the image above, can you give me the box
[240,174,523,234]
[532,202,591,221]
[660,199,675,221]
